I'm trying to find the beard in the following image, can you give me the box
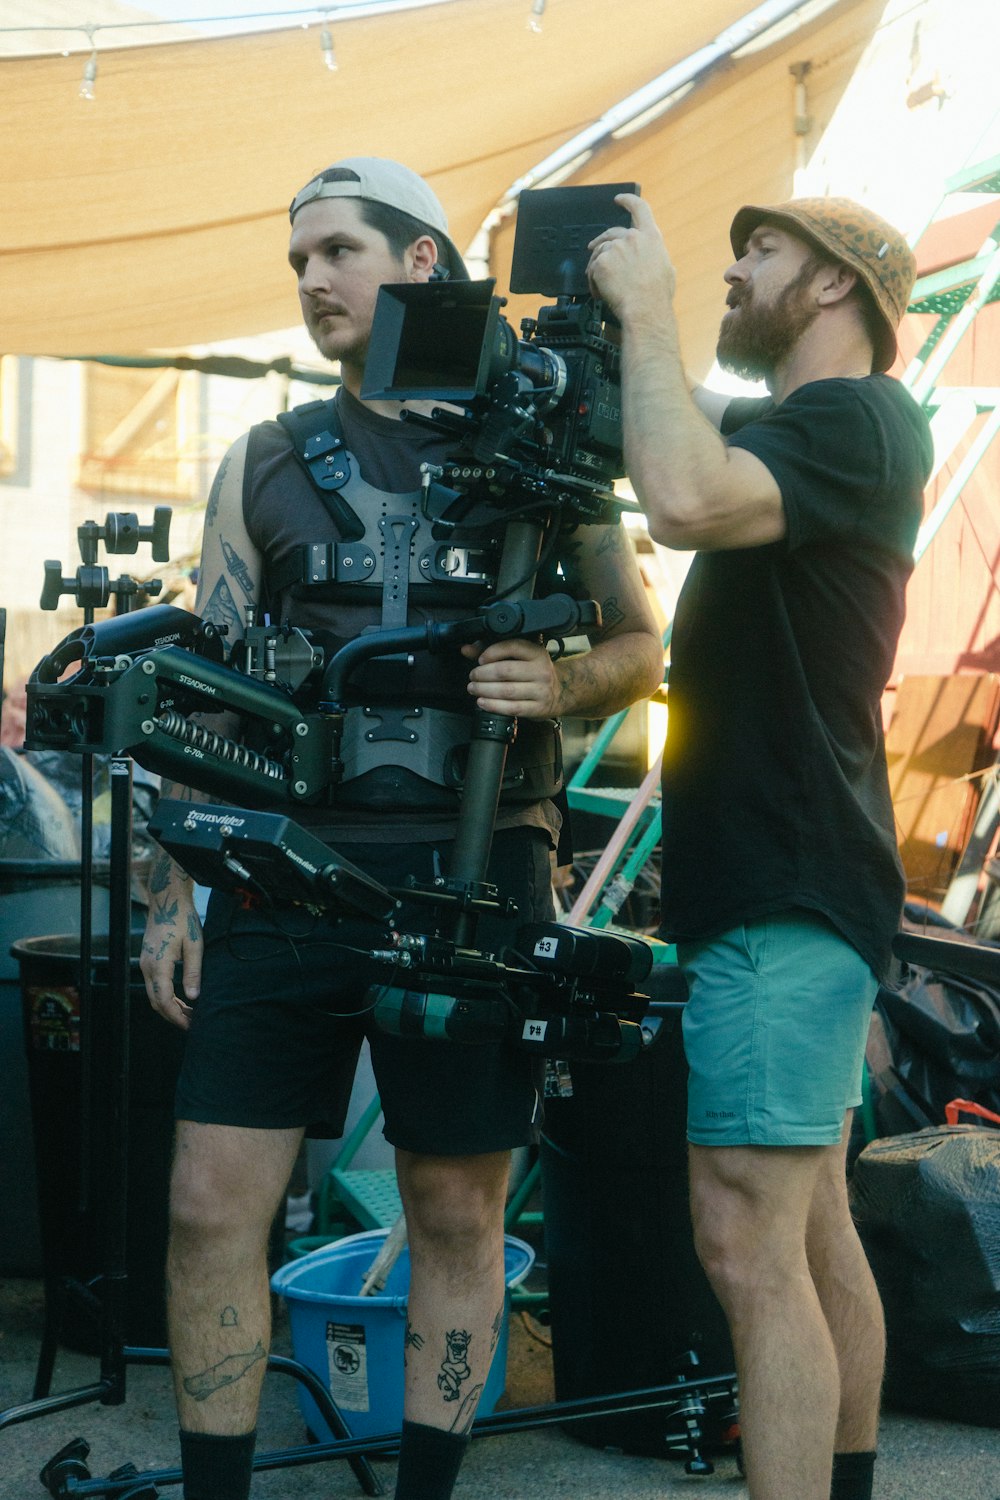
[308,318,364,369]
[716,261,821,382]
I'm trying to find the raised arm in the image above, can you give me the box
[587,195,784,552]
[140,433,262,1028]
[690,382,734,431]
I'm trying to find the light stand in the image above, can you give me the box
[1,515,382,1497]
[24,510,169,1405]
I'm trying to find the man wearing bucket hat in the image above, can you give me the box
[587,197,933,1500]
[140,158,662,1500]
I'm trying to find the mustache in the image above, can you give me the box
[725,287,747,310]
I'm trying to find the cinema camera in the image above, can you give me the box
[361,183,641,524]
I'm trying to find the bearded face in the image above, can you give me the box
[716,255,824,382]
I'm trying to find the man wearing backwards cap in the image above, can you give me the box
[140,158,662,1500]
[587,197,932,1500]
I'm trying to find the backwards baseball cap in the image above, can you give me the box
[289,156,469,281]
[729,197,916,373]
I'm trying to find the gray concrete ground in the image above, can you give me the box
[2,1274,998,1500]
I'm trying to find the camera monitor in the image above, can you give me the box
[510,183,640,297]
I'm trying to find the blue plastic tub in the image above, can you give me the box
[271,1228,534,1441]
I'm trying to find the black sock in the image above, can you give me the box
[179,1428,257,1500]
[831,1449,877,1500]
[394,1419,471,1500]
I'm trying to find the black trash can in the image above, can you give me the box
[15,932,186,1352]
[540,972,735,1456]
[0,862,113,1275]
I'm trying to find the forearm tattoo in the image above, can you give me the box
[148,852,173,895]
[595,526,624,556]
[598,593,626,631]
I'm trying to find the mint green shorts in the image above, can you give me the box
[677,911,878,1147]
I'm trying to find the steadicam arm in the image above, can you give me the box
[26,605,335,806]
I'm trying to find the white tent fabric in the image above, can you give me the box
[0,0,888,369]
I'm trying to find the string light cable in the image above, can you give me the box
[79,24,97,99]
[0,0,546,56]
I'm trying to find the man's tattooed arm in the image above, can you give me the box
[547,522,664,717]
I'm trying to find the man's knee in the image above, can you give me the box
[689,1193,762,1308]
[169,1122,298,1246]
[396,1150,510,1250]
[688,1145,821,1306]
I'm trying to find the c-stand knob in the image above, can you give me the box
[101,506,172,562]
[101,512,141,554]
[40,560,111,611]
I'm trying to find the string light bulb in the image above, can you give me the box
[79,28,97,100]
[320,20,337,70]
[528,0,545,33]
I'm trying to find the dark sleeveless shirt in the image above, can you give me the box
[243,388,560,847]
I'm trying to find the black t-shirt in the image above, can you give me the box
[658,375,933,979]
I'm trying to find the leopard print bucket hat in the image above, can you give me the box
[729,197,917,372]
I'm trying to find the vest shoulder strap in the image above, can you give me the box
[275,398,364,540]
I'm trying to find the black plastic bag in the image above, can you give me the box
[851,1125,1000,1426]
[865,956,1000,1139]
[0,748,79,860]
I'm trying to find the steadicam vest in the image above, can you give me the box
[243,398,562,811]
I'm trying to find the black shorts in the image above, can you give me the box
[174,827,554,1156]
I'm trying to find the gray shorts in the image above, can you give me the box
[677,910,878,1147]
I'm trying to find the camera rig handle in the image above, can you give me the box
[148,795,652,1063]
[93,507,172,562]
[41,560,164,613]
[320,593,599,704]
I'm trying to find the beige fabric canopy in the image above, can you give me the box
[1,0,887,373]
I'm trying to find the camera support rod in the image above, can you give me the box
[448,517,546,945]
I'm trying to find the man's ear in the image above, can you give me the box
[406,234,441,283]
[815,262,858,308]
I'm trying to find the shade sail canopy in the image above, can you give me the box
[1,0,886,370]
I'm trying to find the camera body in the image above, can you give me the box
[361,183,639,511]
